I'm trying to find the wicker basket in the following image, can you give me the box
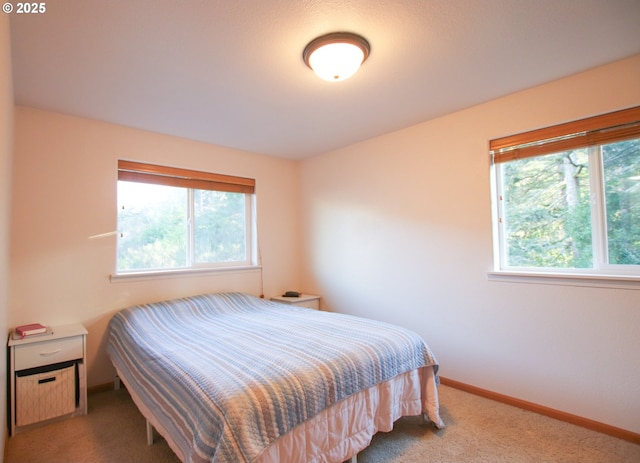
[16,363,76,426]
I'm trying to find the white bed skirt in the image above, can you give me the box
[118,365,443,463]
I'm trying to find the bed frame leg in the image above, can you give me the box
[146,420,154,445]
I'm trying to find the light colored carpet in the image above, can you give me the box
[6,385,640,463]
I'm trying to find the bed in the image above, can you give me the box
[106,292,444,463]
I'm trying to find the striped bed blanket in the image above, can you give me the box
[106,292,440,463]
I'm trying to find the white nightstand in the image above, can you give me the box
[271,294,321,310]
[8,323,88,435]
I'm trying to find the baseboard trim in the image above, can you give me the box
[439,377,640,445]
[88,382,116,394]
[4,423,8,461]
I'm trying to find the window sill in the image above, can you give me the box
[487,271,640,290]
[110,265,261,283]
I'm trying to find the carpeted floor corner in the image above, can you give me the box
[7,386,180,463]
[360,386,640,463]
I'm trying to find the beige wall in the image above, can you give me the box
[299,55,640,433]
[9,108,302,387]
[1,12,12,458]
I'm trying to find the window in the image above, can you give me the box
[491,106,640,276]
[116,160,256,274]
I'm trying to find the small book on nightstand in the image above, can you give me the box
[14,323,48,339]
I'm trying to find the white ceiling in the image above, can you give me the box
[9,0,640,159]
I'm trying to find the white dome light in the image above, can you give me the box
[303,32,370,82]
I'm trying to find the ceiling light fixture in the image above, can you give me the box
[303,32,370,82]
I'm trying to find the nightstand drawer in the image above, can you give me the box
[14,336,83,371]
[271,294,320,310]
[292,298,320,310]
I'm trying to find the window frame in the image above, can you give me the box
[114,160,258,277]
[489,106,640,283]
